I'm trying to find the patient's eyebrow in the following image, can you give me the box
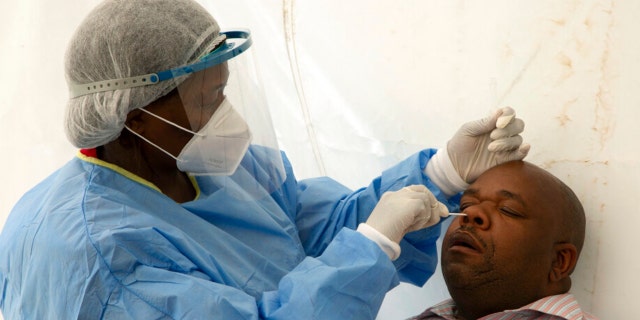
[497,190,527,208]
[461,188,527,208]
[461,188,479,197]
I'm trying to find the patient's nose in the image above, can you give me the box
[460,206,490,230]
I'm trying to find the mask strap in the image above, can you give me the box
[124,125,179,161]
[138,108,205,137]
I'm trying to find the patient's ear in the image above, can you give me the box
[550,243,578,283]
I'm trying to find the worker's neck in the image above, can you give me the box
[97,143,196,203]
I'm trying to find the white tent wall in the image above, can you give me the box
[0,0,637,319]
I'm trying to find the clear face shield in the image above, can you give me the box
[163,30,286,199]
[71,30,286,199]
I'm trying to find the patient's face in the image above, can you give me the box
[441,161,559,304]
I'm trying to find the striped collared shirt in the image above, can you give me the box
[412,293,598,320]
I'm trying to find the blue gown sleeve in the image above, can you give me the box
[294,148,461,286]
[258,228,398,319]
[93,230,397,320]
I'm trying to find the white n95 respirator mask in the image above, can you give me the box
[127,98,252,176]
[176,99,252,175]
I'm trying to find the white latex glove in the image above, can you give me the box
[365,185,449,245]
[425,107,530,196]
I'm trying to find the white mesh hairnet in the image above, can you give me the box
[64,0,221,148]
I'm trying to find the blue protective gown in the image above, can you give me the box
[0,148,459,319]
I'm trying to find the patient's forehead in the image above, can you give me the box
[467,161,563,219]
[469,162,534,194]
[474,161,555,190]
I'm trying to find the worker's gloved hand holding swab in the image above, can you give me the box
[358,185,449,260]
[425,107,531,196]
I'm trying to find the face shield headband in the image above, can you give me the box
[68,30,253,98]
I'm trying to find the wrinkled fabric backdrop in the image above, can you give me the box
[1,0,636,318]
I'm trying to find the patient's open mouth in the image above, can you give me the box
[448,232,483,253]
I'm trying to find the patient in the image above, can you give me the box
[413,161,598,319]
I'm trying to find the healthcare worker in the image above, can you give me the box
[0,0,530,319]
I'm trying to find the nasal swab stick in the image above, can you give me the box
[448,212,467,216]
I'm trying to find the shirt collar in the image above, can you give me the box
[416,294,593,320]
